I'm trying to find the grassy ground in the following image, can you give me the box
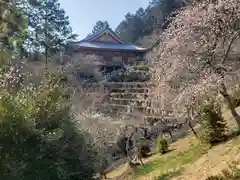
[105,135,201,179]
[105,108,240,180]
[111,134,240,180]
[136,143,209,179]
[172,135,240,180]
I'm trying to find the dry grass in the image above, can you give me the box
[173,136,240,180]
[105,107,240,180]
[170,107,240,180]
[111,135,240,180]
[107,163,129,179]
[135,138,208,180]
[105,134,197,180]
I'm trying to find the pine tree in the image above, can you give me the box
[115,0,185,43]
[199,101,228,145]
[92,20,109,34]
[18,0,77,63]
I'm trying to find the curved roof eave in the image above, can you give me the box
[72,41,148,52]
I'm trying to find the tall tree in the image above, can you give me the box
[18,0,77,63]
[0,0,27,59]
[115,0,184,44]
[115,20,129,42]
[152,0,240,128]
[115,12,145,43]
[159,0,182,28]
[92,20,109,34]
[0,2,104,179]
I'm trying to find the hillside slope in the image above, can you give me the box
[106,108,240,180]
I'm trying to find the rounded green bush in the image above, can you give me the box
[199,101,228,145]
[156,136,169,154]
[0,70,100,180]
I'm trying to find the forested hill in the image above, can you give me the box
[91,0,189,47]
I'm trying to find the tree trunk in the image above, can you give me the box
[187,107,199,138]
[220,83,240,129]
[188,121,198,138]
[45,48,48,65]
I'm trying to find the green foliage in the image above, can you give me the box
[140,142,151,157]
[0,0,28,57]
[115,0,184,43]
[137,143,209,176]
[156,136,169,154]
[138,138,151,157]
[0,68,99,180]
[199,100,228,145]
[91,20,109,34]
[16,0,77,60]
[206,162,240,180]
[0,1,102,179]
[154,170,182,180]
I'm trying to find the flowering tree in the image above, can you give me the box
[152,0,240,128]
[0,62,101,179]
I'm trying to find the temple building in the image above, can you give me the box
[65,26,148,82]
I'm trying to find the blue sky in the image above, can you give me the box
[59,0,150,40]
